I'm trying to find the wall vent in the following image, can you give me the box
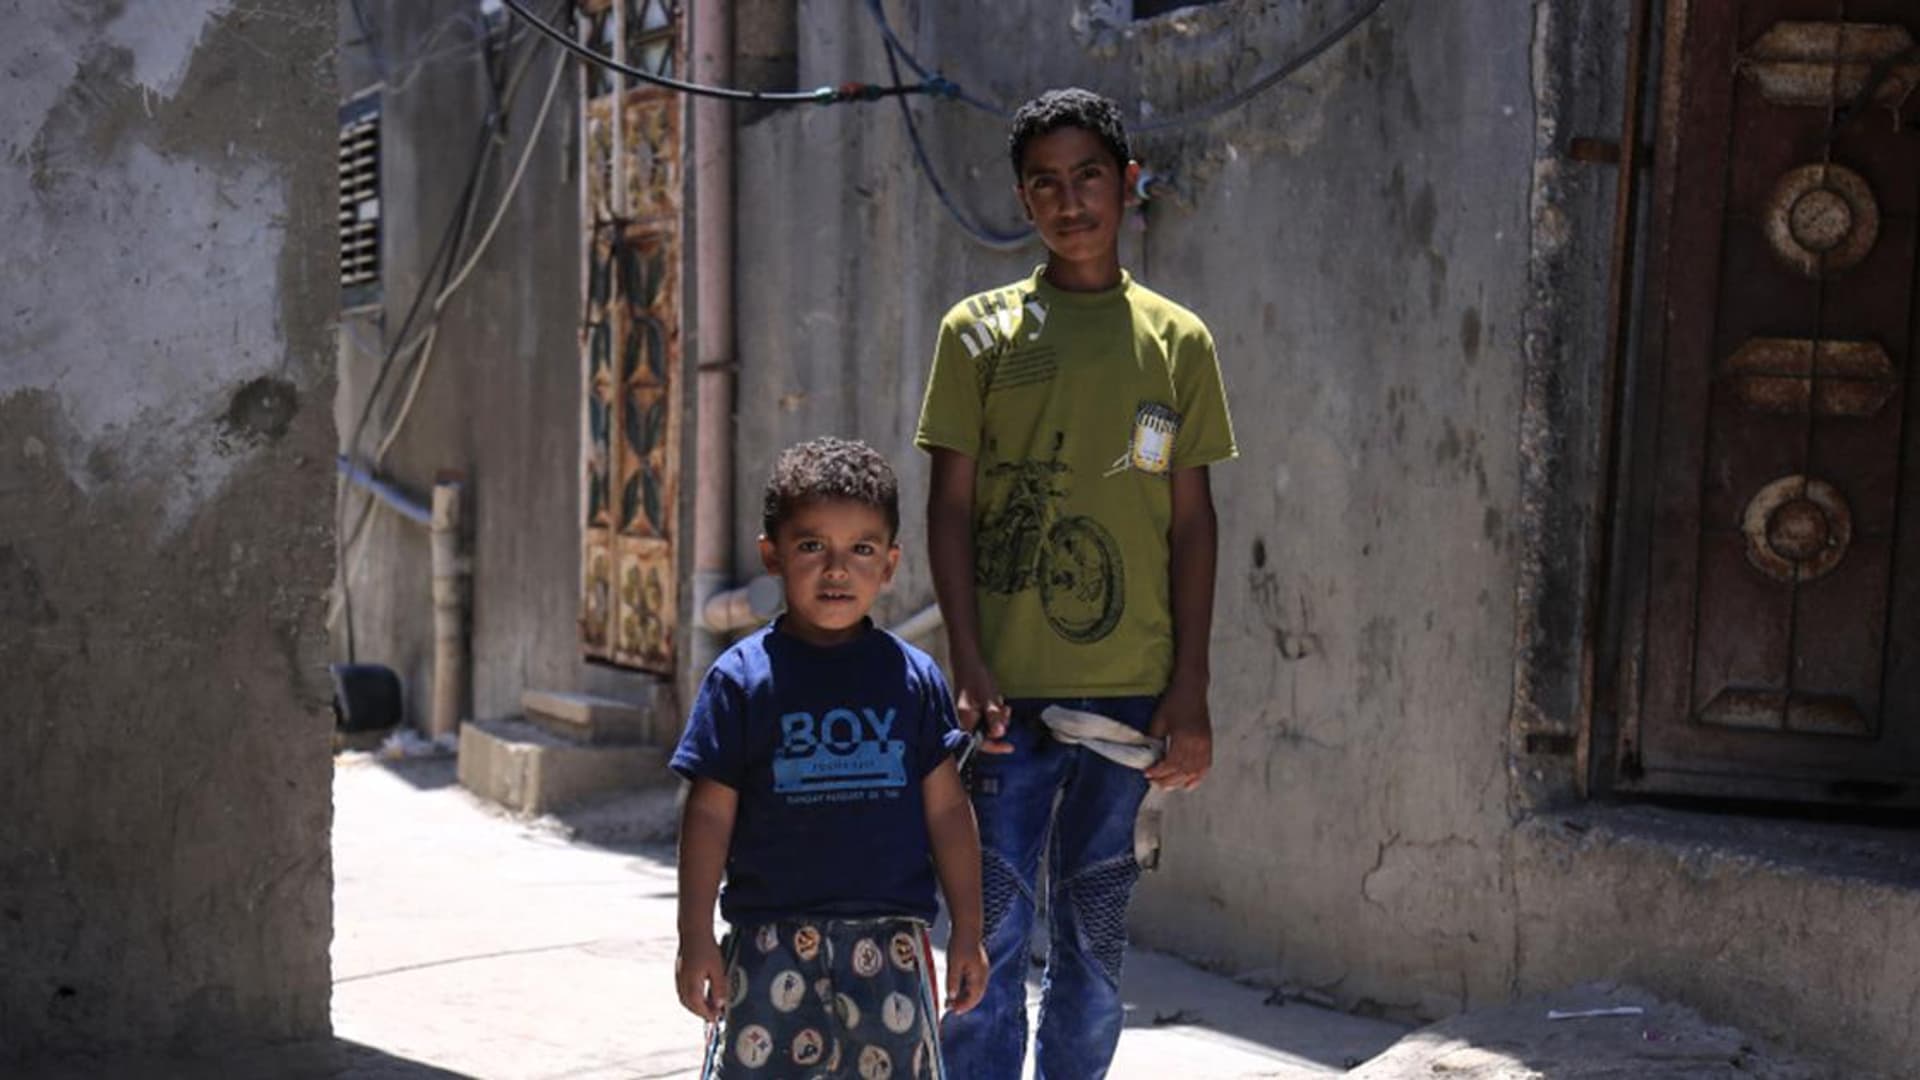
[339,94,381,308]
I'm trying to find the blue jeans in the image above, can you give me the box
[940,696,1154,1080]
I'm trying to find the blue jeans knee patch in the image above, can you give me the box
[981,847,1026,940]
[1065,855,1140,986]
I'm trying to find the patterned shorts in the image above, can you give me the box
[702,915,946,1080]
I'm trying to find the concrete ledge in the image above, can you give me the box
[521,688,661,745]
[1513,807,1920,1076]
[457,718,672,815]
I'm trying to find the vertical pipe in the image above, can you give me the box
[429,480,465,739]
[690,0,735,685]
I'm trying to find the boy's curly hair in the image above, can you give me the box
[762,437,900,540]
[1007,87,1131,180]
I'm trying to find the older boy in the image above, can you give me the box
[915,88,1237,1078]
[673,437,989,1078]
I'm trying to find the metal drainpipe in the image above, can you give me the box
[690,0,735,686]
[428,478,466,740]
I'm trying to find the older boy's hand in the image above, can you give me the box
[675,936,729,1022]
[953,659,1014,755]
[1145,682,1212,791]
[945,931,990,1014]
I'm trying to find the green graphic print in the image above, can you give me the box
[916,268,1237,698]
[974,431,1125,645]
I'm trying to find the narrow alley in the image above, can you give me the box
[328,753,1406,1079]
[8,3,1920,1076]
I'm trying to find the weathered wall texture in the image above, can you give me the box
[729,0,1918,1074]
[340,0,1918,1072]
[0,0,336,1060]
[335,2,666,732]
[1514,810,1920,1070]
[737,0,1533,1013]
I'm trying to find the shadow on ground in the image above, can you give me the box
[368,751,461,792]
[10,1037,474,1079]
[918,908,1405,1073]
[1348,983,1856,1080]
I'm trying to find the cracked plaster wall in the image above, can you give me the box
[736,2,1920,1073]
[327,0,1913,1071]
[737,0,1532,1021]
[0,0,336,1060]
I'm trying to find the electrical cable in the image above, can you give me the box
[375,38,569,463]
[346,0,552,483]
[866,0,1385,136]
[1132,0,1387,133]
[334,118,492,661]
[883,38,1033,252]
[346,120,489,477]
[871,0,1383,247]
[501,0,950,106]
[334,3,557,661]
[863,0,1009,117]
[387,16,530,97]
[334,0,1393,646]
[366,23,558,465]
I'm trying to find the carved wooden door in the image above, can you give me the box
[578,0,683,674]
[1621,1,1920,803]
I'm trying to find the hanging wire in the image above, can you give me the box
[867,0,1387,135]
[867,0,1385,246]
[1133,0,1388,133]
[862,0,1010,118]
[334,3,559,660]
[501,0,953,106]
[387,14,532,97]
[883,37,1033,252]
[375,39,570,464]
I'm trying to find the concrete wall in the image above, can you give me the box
[732,0,1919,1074]
[338,0,1919,1072]
[736,0,1537,1011]
[0,0,336,1059]
[1513,809,1920,1070]
[335,2,665,731]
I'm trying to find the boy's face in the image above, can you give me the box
[758,498,899,647]
[1014,126,1140,268]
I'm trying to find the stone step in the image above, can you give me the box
[457,717,674,815]
[520,688,661,745]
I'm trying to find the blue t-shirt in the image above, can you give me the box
[670,619,962,926]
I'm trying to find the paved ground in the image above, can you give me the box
[17,755,1856,1078]
[1348,982,1858,1080]
[327,755,1405,1079]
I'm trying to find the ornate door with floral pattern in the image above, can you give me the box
[578,0,682,673]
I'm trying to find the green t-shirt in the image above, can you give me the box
[915,267,1237,697]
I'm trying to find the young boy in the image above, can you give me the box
[672,436,989,1079]
[915,88,1237,1078]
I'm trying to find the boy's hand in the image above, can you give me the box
[945,931,990,1014]
[1145,681,1212,791]
[675,936,730,1022]
[953,659,1014,755]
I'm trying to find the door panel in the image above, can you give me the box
[1620,0,1920,802]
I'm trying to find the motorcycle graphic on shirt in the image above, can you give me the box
[975,431,1124,645]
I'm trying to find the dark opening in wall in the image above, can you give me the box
[1133,0,1224,19]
